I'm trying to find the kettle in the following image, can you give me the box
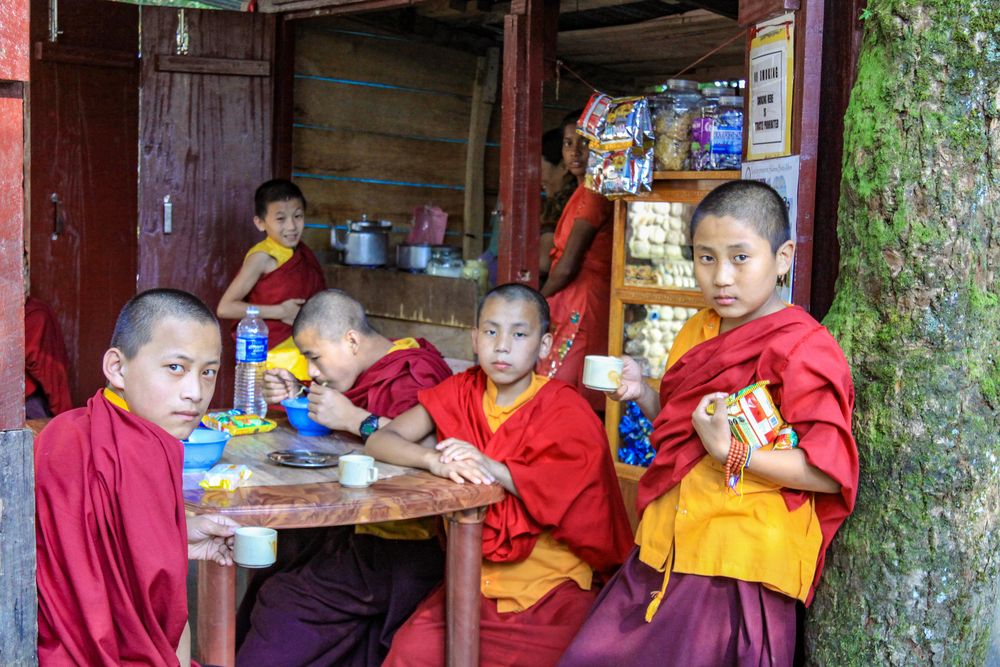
[331,214,391,267]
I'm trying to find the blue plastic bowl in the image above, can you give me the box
[281,397,332,437]
[182,428,231,471]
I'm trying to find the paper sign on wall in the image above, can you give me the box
[747,13,795,160]
[742,155,800,300]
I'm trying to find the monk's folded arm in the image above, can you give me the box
[746,448,840,494]
[365,404,438,470]
[485,458,520,498]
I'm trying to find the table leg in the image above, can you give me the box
[197,560,236,667]
[446,507,486,667]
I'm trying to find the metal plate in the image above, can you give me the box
[267,449,340,469]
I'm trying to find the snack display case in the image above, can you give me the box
[605,172,739,521]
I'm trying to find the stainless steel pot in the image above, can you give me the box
[395,244,432,272]
[332,216,391,267]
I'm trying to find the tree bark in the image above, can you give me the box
[805,1,1000,664]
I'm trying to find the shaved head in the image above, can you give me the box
[293,289,376,341]
[478,283,551,334]
[690,180,791,252]
[110,288,218,359]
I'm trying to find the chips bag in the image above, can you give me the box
[203,409,277,436]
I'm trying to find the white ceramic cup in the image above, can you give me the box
[582,355,625,391]
[233,527,277,569]
[339,454,378,488]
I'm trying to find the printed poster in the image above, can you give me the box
[742,155,800,301]
[747,13,794,160]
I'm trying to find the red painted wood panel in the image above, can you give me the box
[497,0,544,287]
[28,0,139,408]
[0,0,29,82]
[0,97,26,430]
[138,8,276,408]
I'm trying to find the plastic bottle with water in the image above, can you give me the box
[234,306,268,417]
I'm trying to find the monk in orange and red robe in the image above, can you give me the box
[24,295,73,418]
[217,179,325,379]
[35,289,238,666]
[369,284,633,667]
[557,180,858,666]
[238,289,453,667]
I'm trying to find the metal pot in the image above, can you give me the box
[395,244,432,272]
[331,216,391,267]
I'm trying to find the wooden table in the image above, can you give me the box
[182,425,504,667]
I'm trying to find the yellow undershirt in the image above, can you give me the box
[637,307,822,613]
[103,387,130,412]
[478,373,594,613]
[356,338,437,541]
[245,236,294,269]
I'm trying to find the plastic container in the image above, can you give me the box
[651,79,702,171]
[280,397,332,437]
[182,427,231,471]
[234,305,268,417]
[425,246,465,278]
[708,96,744,170]
[690,86,728,171]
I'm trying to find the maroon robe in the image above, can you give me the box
[383,369,633,667]
[237,339,453,667]
[24,296,73,415]
[35,391,189,666]
[239,243,325,346]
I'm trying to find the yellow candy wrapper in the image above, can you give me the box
[203,409,277,436]
[199,463,253,492]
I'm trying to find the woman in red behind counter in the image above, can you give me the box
[537,112,614,412]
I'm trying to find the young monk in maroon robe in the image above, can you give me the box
[34,288,240,666]
[24,295,73,417]
[217,179,325,378]
[237,289,453,667]
[368,283,633,667]
[557,180,859,666]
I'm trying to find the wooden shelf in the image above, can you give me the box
[653,170,741,180]
[612,285,706,307]
[614,460,646,481]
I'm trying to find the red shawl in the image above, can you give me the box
[240,243,326,346]
[24,296,73,414]
[345,339,452,418]
[35,391,189,666]
[419,369,633,575]
[637,306,858,604]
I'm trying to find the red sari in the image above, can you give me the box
[240,243,326,346]
[24,296,73,415]
[35,391,189,666]
[537,184,613,411]
[383,369,632,667]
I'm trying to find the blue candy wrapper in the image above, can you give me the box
[618,400,656,467]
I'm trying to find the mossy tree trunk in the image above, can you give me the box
[805,1,1000,664]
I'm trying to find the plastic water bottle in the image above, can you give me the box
[234,306,268,417]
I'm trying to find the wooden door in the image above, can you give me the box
[138,7,276,406]
[28,0,139,407]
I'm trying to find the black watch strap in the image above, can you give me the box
[359,413,381,442]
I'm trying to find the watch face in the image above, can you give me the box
[360,414,379,438]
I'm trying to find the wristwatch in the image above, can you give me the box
[359,413,381,442]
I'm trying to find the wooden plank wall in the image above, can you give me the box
[291,19,500,254]
[289,17,593,259]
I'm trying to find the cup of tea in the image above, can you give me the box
[339,454,378,488]
[234,527,277,569]
[582,355,624,392]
